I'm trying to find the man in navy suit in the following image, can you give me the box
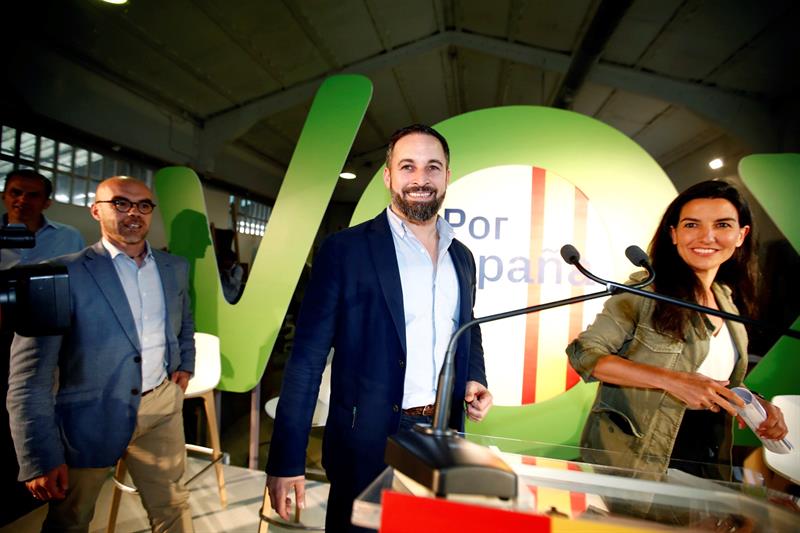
[7,177,195,532]
[267,124,492,531]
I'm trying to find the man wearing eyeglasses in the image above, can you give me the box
[7,176,196,532]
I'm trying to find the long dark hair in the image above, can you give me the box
[648,180,758,339]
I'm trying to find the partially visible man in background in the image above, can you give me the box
[0,169,85,527]
[1,169,84,268]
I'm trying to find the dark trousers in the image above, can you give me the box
[668,408,729,480]
[324,413,433,533]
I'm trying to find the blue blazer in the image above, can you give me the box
[267,211,486,489]
[7,242,195,481]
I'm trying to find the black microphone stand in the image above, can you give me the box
[384,247,656,499]
[567,245,800,341]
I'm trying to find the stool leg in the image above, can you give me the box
[106,459,127,533]
[258,484,271,533]
[203,390,227,508]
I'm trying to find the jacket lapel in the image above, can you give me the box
[448,241,473,327]
[368,211,407,355]
[83,242,141,351]
[153,250,176,328]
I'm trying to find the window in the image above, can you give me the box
[0,124,155,206]
[232,196,271,237]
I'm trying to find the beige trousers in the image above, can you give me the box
[43,379,193,533]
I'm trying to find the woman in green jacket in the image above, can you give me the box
[567,180,787,479]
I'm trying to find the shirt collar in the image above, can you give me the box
[385,206,456,249]
[39,215,57,232]
[102,237,153,262]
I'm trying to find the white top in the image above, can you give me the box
[696,322,736,380]
[386,207,460,409]
[102,238,168,391]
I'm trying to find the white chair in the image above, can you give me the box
[264,353,332,426]
[260,351,332,531]
[764,395,800,484]
[107,332,227,532]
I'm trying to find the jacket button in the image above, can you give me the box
[393,404,399,413]
[131,388,140,395]
[398,359,404,367]
[134,356,142,363]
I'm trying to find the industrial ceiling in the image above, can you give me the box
[3,0,798,203]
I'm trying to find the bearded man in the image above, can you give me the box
[266,124,492,532]
[7,176,195,532]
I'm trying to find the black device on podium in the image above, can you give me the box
[384,245,655,499]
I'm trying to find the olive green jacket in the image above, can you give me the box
[566,280,748,476]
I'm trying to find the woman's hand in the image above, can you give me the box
[753,396,788,440]
[665,371,744,416]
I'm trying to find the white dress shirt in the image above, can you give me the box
[386,207,460,409]
[102,238,168,391]
[0,214,85,268]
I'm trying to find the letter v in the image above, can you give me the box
[155,75,372,391]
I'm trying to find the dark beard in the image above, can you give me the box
[392,185,445,224]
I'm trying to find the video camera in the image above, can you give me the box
[0,224,70,336]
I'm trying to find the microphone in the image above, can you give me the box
[560,244,580,265]
[562,243,655,290]
[624,245,649,268]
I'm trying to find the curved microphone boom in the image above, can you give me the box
[564,244,800,340]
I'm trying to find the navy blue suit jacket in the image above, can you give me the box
[267,211,486,490]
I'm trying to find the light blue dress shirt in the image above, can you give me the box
[102,238,168,391]
[0,214,85,269]
[386,207,460,409]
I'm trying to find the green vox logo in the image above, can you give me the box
[156,75,371,392]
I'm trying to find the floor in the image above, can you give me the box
[0,458,329,533]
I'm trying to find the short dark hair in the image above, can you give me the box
[385,124,450,168]
[4,169,53,198]
[648,179,757,339]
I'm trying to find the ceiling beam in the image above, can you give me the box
[199,31,452,163]
[200,30,775,163]
[550,0,633,109]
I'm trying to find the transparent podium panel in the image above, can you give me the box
[353,433,799,531]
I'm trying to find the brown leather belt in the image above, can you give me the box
[402,404,435,417]
[142,378,167,397]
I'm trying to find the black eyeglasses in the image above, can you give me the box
[95,197,157,215]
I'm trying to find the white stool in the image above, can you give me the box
[260,353,332,531]
[764,395,800,484]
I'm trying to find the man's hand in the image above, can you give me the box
[170,370,192,392]
[26,464,68,501]
[464,381,493,422]
[267,474,306,521]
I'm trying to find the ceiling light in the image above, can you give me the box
[708,158,723,170]
[100,0,128,4]
[339,172,356,180]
